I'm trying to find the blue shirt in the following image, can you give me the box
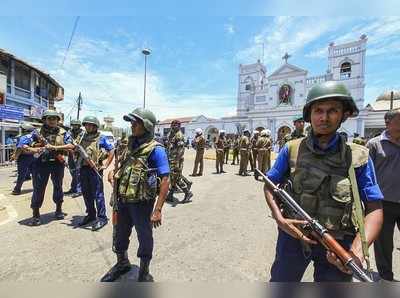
[63,132,73,144]
[148,146,170,176]
[98,135,114,151]
[266,134,383,202]
[17,133,37,148]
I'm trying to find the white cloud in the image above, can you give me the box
[48,36,235,127]
[224,23,235,35]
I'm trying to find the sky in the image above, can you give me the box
[1,13,400,127]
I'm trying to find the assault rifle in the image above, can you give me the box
[34,134,68,167]
[256,169,373,283]
[74,144,102,179]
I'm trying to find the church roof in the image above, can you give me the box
[268,63,307,79]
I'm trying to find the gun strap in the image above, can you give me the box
[348,162,371,271]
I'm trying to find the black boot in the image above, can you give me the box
[181,189,193,203]
[166,190,174,203]
[100,252,132,282]
[54,203,65,220]
[138,259,153,282]
[30,208,41,226]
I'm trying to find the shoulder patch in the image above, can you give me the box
[348,142,369,168]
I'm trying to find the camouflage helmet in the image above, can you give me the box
[70,119,82,126]
[20,123,35,132]
[82,116,100,128]
[41,109,60,121]
[123,108,157,133]
[303,81,359,122]
[293,115,304,123]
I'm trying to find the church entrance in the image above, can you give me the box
[205,126,219,146]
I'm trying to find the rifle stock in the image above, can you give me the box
[75,144,102,179]
[256,169,373,283]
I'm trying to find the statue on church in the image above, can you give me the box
[279,84,291,105]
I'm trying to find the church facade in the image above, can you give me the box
[156,35,387,143]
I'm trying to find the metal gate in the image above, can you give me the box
[0,144,15,166]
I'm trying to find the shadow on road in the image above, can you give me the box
[18,211,66,226]
[99,264,153,282]
[63,215,93,230]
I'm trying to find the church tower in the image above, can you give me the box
[328,34,367,110]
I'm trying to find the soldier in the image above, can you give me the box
[250,131,259,171]
[283,115,306,145]
[353,133,366,146]
[101,108,170,282]
[190,128,205,176]
[215,130,226,174]
[255,129,272,180]
[165,120,193,203]
[64,119,84,198]
[12,124,37,195]
[231,135,240,165]
[76,116,115,231]
[223,136,231,164]
[263,81,383,282]
[238,129,251,176]
[28,110,75,226]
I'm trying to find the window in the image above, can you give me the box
[340,62,351,79]
[245,84,252,91]
[40,77,49,99]
[34,73,41,97]
[14,62,31,91]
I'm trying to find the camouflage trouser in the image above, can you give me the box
[224,148,230,164]
[215,149,224,172]
[256,149,270,177]
[239,149,249,175]
[169,158,189,191]
[232,149,239,164]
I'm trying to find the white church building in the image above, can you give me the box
[156,35,392,143]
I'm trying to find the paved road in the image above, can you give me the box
[0,150,399,281]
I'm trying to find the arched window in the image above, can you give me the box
[340,62,351,79]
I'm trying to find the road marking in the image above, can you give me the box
[0,194,18,226]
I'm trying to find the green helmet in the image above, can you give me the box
[70,119,82,126]
[41,109,61,120]
[20,123,35,132]
[123,108,157,133]
[82,116,100,128]
[303,81,359,122]
[293,115,304,123]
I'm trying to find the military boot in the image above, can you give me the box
[166,190,174,203]
[100,251,132,282]
[182,176,193,191]
[138,259,153,282]
[181,188,193,203]
[30,208,41,226]
[54,203,64,220]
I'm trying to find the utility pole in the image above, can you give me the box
[142,48,151,109]
[76,92,82,120]
[390,90,394,110]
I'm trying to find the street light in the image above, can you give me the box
[142,48,151,109]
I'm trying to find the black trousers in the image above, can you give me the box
[374,200,400,281]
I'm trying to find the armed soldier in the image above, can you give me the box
[101,108,170,282]
[223,136,231,164]
[250,131,259,172]
[263,81,383,282]
[231,134,240,165]
[283,115,306,145]
[64,119,84,198]
[215,130,226,174]
[75,116,115,231]
[27,110,74,226]
[190,128,205,176]
[238,129,251,176]
[12,124,37,195]
[165,120,193,203]
[254,129,271,181]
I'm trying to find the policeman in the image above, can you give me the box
[29,110,74,226]
[254,129,271,181]
[215,130,226,174]
[190,128,205,176]
[101,108,170,282]
[165,120,193,203]
[64,119,84,198]
[231,134,240,165]
[263,81,384,282]
[238,130,251,176]
[283,115,306,145]
[250,131,259,171]
[12,124,37,195]
[77,116,114,231]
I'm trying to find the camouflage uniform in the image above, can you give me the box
[231,136,240,165]
[191,131,205,176]
[223,138,231,164]
[250,132,259,171]
[255,131,272,179]
[215,134,225,173]
[238,132,251,176]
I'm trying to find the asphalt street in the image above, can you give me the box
[0,150,398,282]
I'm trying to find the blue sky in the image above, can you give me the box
[1,15,400,126]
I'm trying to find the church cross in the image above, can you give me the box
[282,52,291,63]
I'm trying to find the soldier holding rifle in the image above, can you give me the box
[262,82,384,282]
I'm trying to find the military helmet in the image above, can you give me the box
[243,129,250,135]
[293,115,304,123]
[123,108,157,133]
[253,130,260,135]
[303,81,359,122]
[260,129,271,137]
[195,128,203,135]
[20,123,35,132]
[70,119,82,126]
[41,109,60,120]
[170,119,181,127]
[82,116,100,128]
